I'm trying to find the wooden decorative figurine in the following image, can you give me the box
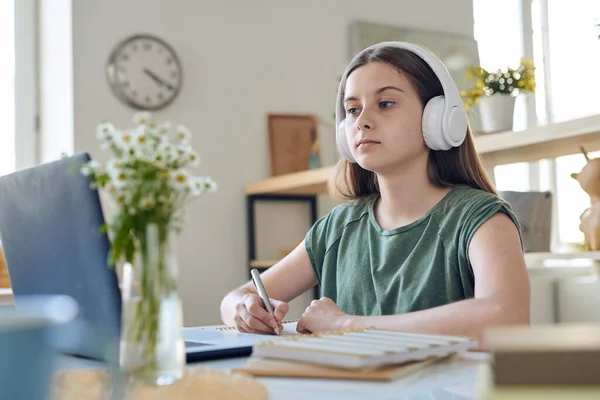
[571,147,600,250]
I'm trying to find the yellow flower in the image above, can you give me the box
[460,59,536,110]
[520,58,535,68]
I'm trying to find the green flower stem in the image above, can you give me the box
[124,222,177,378]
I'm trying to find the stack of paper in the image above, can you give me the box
[231,328,477,381]
[251,328,478,370]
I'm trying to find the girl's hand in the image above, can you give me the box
[233,292,289,335]
[297,297,350,334]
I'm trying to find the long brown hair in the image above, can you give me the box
[328,46,497,202]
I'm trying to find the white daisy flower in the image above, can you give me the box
[121,130,135,146]
[135,128,150,147]
[157,121,171,136]
[80,160,100,176]
[139,196,156,210]
[190,176,217,196]
[106,158,122,171]
[169,169,190,190]
[115,191,131,205]
[108,165,129,189]
[96,121,115,141]
[106,130,128,155]
[157,142,177,163]
[189,177,206,196]
[176,144,194,165]
[122,143,141,161]
[176,125,192,143]
[204,177,218,192]
[132,111,153,125]
[188,150,200,167]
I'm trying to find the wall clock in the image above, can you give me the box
[106,34,183,111]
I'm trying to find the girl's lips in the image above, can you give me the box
[357,140,380,149]
[358,140,379,144]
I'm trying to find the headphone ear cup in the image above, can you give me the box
[336,120,356,162]
[444,106,468,147]
[422,96,450,151]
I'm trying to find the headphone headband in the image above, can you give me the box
[335,41,467,161]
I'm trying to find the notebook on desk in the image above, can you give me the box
[181,320,299,362]
[201,320,299,334]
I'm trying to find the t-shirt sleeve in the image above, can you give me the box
[304,212,334,285]
[458,195,524,271]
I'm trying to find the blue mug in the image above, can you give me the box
[0,295,78,400]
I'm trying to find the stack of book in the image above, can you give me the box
[233,327,478,381]
[478,323,600,399]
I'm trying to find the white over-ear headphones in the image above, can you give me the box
[336,41,468,163]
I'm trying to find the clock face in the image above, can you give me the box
[106,34,182,111]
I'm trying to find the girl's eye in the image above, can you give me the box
[346,107,359,115]
[380,101,394,109]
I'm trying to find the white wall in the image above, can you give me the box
[70,0,474,326]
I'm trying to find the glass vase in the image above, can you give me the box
[119,222,185,385]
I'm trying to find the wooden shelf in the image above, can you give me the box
[249,260,280,268]
[0,288,13,305]
[475,113,600,167]
[524,251,600,262]
[245,114,600,195]
[245,166,334,196]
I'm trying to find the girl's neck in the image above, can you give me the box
[374,156,452,230]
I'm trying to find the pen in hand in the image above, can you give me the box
[250,268,281,336]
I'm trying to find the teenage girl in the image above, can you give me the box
[221,42,530,342]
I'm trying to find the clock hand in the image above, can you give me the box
[143,68,174,91]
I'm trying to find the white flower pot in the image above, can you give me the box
[478,94,516,133]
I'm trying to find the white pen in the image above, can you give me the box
[250,268,280,336]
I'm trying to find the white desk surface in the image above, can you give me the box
[57,350,488,399]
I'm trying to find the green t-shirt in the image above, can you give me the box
[304,185,522,316]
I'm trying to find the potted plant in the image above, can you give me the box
[460,59,536,133]
[79,112,217,385]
